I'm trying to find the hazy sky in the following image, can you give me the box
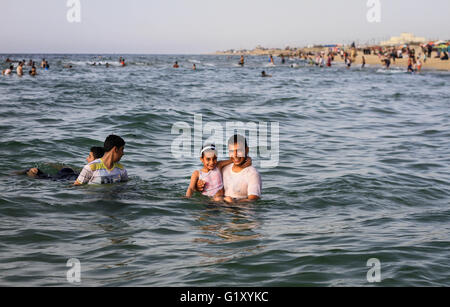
[2,0,449,54]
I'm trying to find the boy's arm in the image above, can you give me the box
[120,169,129,182]
[216,159,232,171]
[224,194,260,203]
[186,170,200,198]
[216,157,252,171]
[74,165,93,185]
[237,195,260,202]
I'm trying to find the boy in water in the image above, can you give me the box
[17,62,24,76]
[74,135,128,185]
[19,147,105,180]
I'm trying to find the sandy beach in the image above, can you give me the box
[334,52,450,71]
[215,47,450,71]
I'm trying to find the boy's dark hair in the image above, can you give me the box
[103,135,125,152]
[90,146,105,159]
[228,134,248,149]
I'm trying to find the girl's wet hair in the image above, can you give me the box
[200,144,217,158]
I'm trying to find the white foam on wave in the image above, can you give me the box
[376,68,405,74]
[68,60,121,67]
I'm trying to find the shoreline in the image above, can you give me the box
[333,53,450,72]
[215,47,450,71]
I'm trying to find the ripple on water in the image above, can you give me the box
[0,54,449,286]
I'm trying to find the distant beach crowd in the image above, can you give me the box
[2,42,449,78]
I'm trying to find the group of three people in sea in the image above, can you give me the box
[20,134,262,203]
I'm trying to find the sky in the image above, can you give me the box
[2,0,449,54]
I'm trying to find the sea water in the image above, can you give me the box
[0,54,449,286]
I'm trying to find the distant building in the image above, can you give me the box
[381,33,427,46]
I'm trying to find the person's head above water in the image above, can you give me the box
[200,144,218,171]
[86,146,105,163]
[103,135,125,163]
[228,134,249,166]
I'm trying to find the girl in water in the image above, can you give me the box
[186,144,251,201]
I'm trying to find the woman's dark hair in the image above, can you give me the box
[90,146,105,159]
[103,135,125,152]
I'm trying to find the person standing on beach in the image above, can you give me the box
[407,57,414,73]
[361,56,366,68]
[427,44,432,58]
